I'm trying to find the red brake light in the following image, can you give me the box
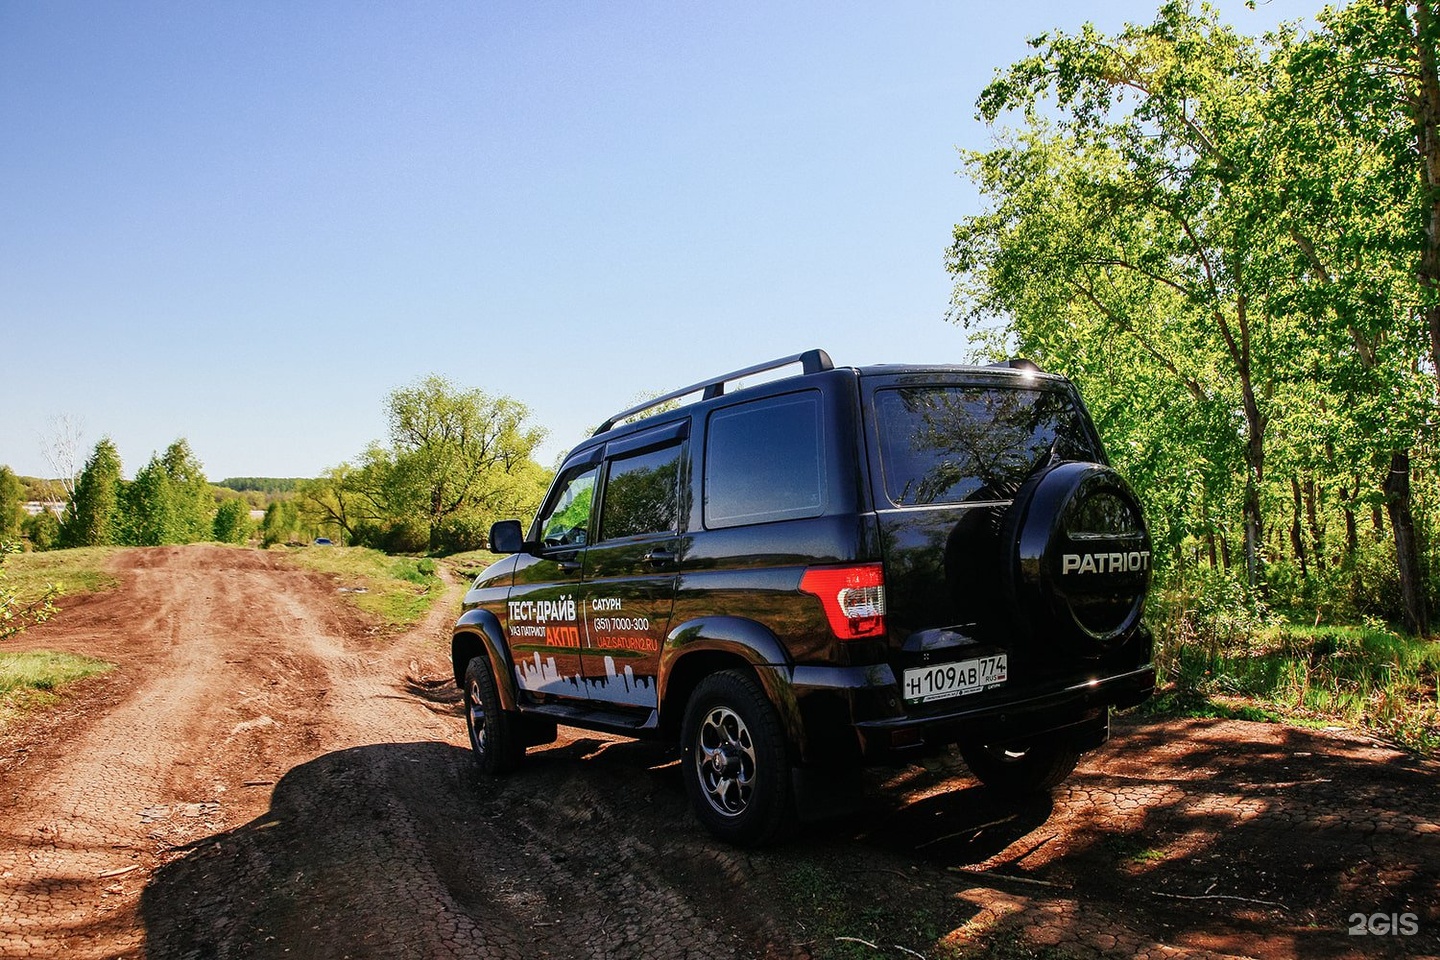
[800,564,887,640]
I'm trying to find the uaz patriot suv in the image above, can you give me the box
[452,350,1154,845]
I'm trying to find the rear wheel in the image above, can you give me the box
[463,656,524,774]
[680,671,793,846]
[958,739,1080,797]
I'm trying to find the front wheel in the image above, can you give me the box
[680,671,793,846]
[463,656,524,774]
[958,739,1080,797]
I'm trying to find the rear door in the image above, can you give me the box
[577,420,689,711]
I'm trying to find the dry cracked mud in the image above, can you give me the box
[0,545,1436,959]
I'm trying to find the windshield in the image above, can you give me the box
[874,385,1102,506]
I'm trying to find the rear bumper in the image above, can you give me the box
[787,662,1155,764]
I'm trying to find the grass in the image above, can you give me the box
[284,545,443,628]
[1143,623,1440,754]
[445,549,504,582]
[0,650,114,729]
[781,862,947,960]
[5,546,123,602]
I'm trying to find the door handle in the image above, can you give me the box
[559,560,583,573]
[644,549,677,566]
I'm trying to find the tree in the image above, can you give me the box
[0,467,25,541]
[1265,0,1436,634]
[952,2,1438,634]
[124,455,182,547]
[160,439,214,542]
[58,438,124,548]
[23,510,60,551]
[39,414,84,504]
[323,377,552,553]
[297,464,368,545]
[387,377,548,536]
[260,500,305,547]
[957,4,1295,587]
[212,498,253,545]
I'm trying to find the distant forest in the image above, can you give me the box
[216,478,305,495]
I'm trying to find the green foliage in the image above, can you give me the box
[0,542,57,642]
[22,510,60,551]
[308,376,551,555]
[212,498,253,544]
[58,438,124,548]
[380,517,431,555]
[160,439,214,542]
[216,477,304,495]
[952,1,1438,633]
[0,467,25,541]
[261,499,308,547]
[124,455,183,546]
[1143,624,1440,754]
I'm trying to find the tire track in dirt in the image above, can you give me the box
[142,557,769,960]
[0,545,454,958]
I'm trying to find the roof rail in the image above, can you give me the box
[988,357,1042,373]
[594,348,834,435]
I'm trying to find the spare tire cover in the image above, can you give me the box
[1008,462,1151,653]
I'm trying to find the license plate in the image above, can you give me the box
[902,654,1007,704]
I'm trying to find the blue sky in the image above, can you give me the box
[1,0,1318,481]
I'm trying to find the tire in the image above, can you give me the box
[680,670,793,847]
[463,656,524,775]
[958,739,1080,797]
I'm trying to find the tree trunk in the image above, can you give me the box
[1290,476,1309,579]
[1304,476,1327,574]
[1343,479,1359,560]
[1384,450,1431,635]
[1409,0,1440,396]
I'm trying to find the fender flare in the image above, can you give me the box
[451,608,519,711]
[659,616,801,753]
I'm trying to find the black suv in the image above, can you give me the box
[452,350,1154,845]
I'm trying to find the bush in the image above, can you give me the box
[380,518,430,555]
[212,499,253,545]
[1148,565,1273,674]
[431,512,491,554]
[22,511,60,551]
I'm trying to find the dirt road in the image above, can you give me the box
[0,546,1436,959]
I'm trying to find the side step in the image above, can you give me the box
[520,700,660,737]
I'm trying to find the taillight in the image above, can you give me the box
[800,564,886,640]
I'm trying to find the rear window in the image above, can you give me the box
[705,392,825,527]
[874,386,1101,506]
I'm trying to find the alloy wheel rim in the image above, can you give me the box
[695,705,756,817]
[467,679,488,755]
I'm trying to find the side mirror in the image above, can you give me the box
[489,519,526,554]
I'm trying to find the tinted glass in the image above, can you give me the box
[875,386,1101,506]
[538,467,598,547]
[705,393,824,527]
[600,443,682,541]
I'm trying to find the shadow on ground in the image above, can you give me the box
[139,717,1440,960]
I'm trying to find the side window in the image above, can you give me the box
[537,466,598,548]
[704,392,825,528]
[599,443,683,541]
